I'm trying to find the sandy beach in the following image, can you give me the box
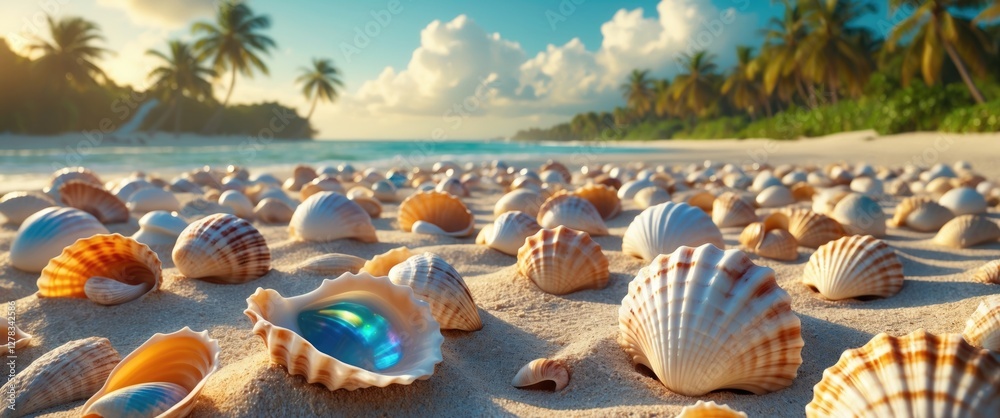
[2,132,999,417]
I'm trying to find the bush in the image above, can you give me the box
[673,116,749,139]
[939,100,1000,133]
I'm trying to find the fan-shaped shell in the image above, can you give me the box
[0,191,56,225]
[830,193,886,237]
[37,234,161,305]
[10,207,110,273]
[58,180,129,224]
[972,260,1000,284]
[618,244,803,396]
[536,193,608,236]
[511,358,570,391]
[289,192,378,242]
[435,177,468,197]
[516,226,609,295]
[172,214,271,284]
[81,327,221,418]
[388,253,482,331]
[494,189,545,218]
[360,247,413,277]
[476,211,541,256]
[398,191,474,237]
[772,208,846,248]
[939,187,987,216]
[350,195,383,218]
[932,215,1000,248]
[253,197,294,224]
[243,273,444,390]
[802,235,903,300]
[293,253,366,275]
[712,192,757,228]
[756,185,795,208]
[677,401,748,418]
[635,186,672,210]
[963,296,1000,351]
[889,196,954,232]
[739,221,798,261]
[806,330,1000,417]
[572,184,621,220]
[622,202,724,262]
[218,190,254,219]
[0,316,31,349]
[47,167,103,200]
[284,164,317,191]
[127,187,181,213]
[132,211,188,248]
[301,176,345,200]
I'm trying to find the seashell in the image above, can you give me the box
[849,177,883,196]
[924,176,954,198]
[253,197,294,224]
[618,179,655,200]
[594,174,622,190]
[46,167,103,200]
[972,260,1000,284]
[571,184,621,220]
[677,401,748,418]
[963,296,1000,351]
[830,193,886,237]
[516,226,609,295]
[511,358,570,391]
[476,211,541,256]
[283,164,317,191]
[244,273,444,390]
[634,186,671,210]
[782,171,808,186]
[807,172,833,187]
[494,189,544,217]
[301,176,345,200]
[59,180,129,223]
[10,207,110,273]
[350,195,383,218]
[806,330,1000,417]
[388,253,482,331]
[738,221,798,261]
[802,235,903,300]
[938,187,987,216]
[711,192,757,228]
[346,186,374,200]
[398,191,474,237]
[112,178,154,202]
[0,316,31,349]
[37,233,161,305]
[536,193,608,236]
[203,189,221,202]
[755,185,795,208]
[173,213,271,283]
[435,177,468,197]
[771,208,845,248]
[932,214,1000,248]
[886,179,912,196]
[622,202,724,262]
[81,327,221,418]
[170,177,203,194]
[360,247,413,277]
[508,175,542,193]
[790,182,816,201]
[289,192,377,242]
[131,210,187,248]
[811,187,849,215]
[294,253,366,275]
[540,160,572,183]
[0,191,56,225]
[0,337,121,417]
[888,196,953,232]
[218,190,254,219]
[370,180,399,202]
[187,169,221,190]
[127,187,181,213]
[618,244,803,396]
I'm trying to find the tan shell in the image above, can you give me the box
[398,191,474,237]
[494,189,545,217]
[963,296,1000,351]
[350,195,383,218]
[738,220,799,261]
[540,160,572,183]
[283,164,317,191]
[0,191,56,225]
[536,192,608,236]
[0,337,121,417]
[372,180,400,202]
[293,253,366,275]
[938,187,987,216]
[300,176,345,200]
[889,196,954,232]
[517,226,609,295]
[623,202,725,261]
[756,185,795,207]
[511,358,570,391]
[812,188,849,216]
[127,187,181,213]
[790,182,816,201]
[972,260,1000,284]
[435,177,468,197]
[635,186,672,210]
[572,184,621,219]
[806,330,1000,417]
[677,401,748,418]
[218,190,255,219]
[830,193,886,237]
[360,247,414,277]
[802,235,904,300]
[932,214,1000,248]
[253,197,294,224]
[46,167,103,200]
[773,208,846,248]
[711,192,757,228]
[59,180,129,223]
[0,316,31,349]
[173,213,271,283]
[476,211,541,256]
[388,252,482,331]
[289,192,378,242]
[37,234,161,305]
[684,190,716,213]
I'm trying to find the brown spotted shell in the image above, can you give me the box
[172,213,271,283]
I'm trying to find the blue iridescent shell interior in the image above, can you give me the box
[297,301,403,371]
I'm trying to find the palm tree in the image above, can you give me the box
[973,2,1000,24]
[670,51,719,119]
[619,69,653,117]
[296,58,343,121]
[28,15,109,87]
[146,41,216,134]
[760,1,811,107]
[651,79,673,118]
[722,46,765,119]
[797,0,875,104]
[887,0,990,103]
[192,2,276,107]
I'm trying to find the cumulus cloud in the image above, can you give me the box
[96,0,218,29]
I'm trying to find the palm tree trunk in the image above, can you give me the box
[942,40,986,104]
[222,66,237,107]
[305,95,319,121]
[806,83,819,109]
[794,72,809,106]
[828,74,839,105]
[763,98,773,118]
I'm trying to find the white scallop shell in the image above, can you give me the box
[494,189,545,217]
[938,187,987,216]
[218,189,254,219]
[516,226,609,295]
[476,211,541,256]
[830,193,886,237]
[289,192,378,242]
[132,210,188,247]
[622,202,724,262]
[932,215,1000,248]
[10,207,110,273]
[511,358,570,391]
[388,252,482,331]
[173,213,271,283]
[0,191,56,225]
[712,191,757,228]
[253,197,294,224]
[127,187,181,213]
[802,235,904,300]
[963,296,1000,351]
[536,193,608,236]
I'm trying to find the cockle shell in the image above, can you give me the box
[618,244,804,396]
[516,226,609,295]
[938,187,987,216]
[536,193,608,236]
[771,208,846,248]
[289,192,378,242]
[972,260,1000,284]
[0,337,121,417]
[622,202,724,262]
[889,196,954,232]
[806,330,1000,417]
[739,220,799,261]
[494,189,544,217]
[0,316,31,349]
[802,235,903,300]
[398,191,474,237]
[173,213,271,283]
[360,247,413,277]
[572,184,621,220]
[511,358,570,391]
[711,192,757,228]
[0,191,56,225]
[58,180,129,223]
[37,234,161,305]
[932,215,1000,248]
[46,167,103,200]
[244,273,444,391]
[132,211,188,248]
[127,187,181,213]
[756,185,795,208]
[634,186,672,210]
[476,211,541,256]
[294,253,366,275]
[830,193,886,237]
[10,207,110,273]
[963,296,1000,351]
[677,401,747,418]
[253,197,294,224]
[388,253,482,331]
[81,327,221,418]
[218,190,254,219]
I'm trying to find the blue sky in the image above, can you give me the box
[0,0,902,139]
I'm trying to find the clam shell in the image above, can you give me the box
[360,247,413,277]
[218,190,254,219]
[289,192,377,242]
[802,235,903,300]
[169,178,203,194]
[750,172,782,192]
[293,253,366,275]
[830,193,886,237]
[932,215,1000,248]
[0,316,31,349]
[618,244,803,396]
[790,182,816,201]
[963,296,1000,351]
[112,178,154,201]
[806,330,1000,417]
[301,176,345,200]
[11,207,110,273]
[398,191,474,237]
[889,196,954,232]
[938,187,987,216]
[253,197,294,224]
[739,221,799,261]
[618,179,655,200]
[132,211,188,248]
[127,187,181,213]
[0,191,56,225]
[756,185,795,207]
[173,213,271,283]
[37,234,161,305]
[536,193,608,236]
[516,226,609,295]
[476,211,541,256]
[711,192,757,228]
[511,358,570,391]
[677,401,748,418]
[0,337,121,417]
[372,180,399,202]
[540,160,571,183]
[634,186,672,210]
[849,177,883,196]
[972,260,1000,284]
[283,164,317,191]
[622,202,725,262]
[46,167,103,200]
[494,189,545,217]
[350,195,383,218]
[435,177,468,197]
[83,382,188,418]
[81,327,221,418]
[811,187,849,216]
[58,180,129,224]
[243,273,444,390]
[388,253,482,331]
[773,208,846,248]
[572,184,621,220]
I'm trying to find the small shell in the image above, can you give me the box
[46,167,103,200]
[0,316,31,349]
[11,207,110,273]
[572,184,621,220]
[963,296,1000,351]
[889,196,954,232]
[301,176,345,200]
[170,177,203,194]
[739,221,798,261]
[127,187,181,213]
[435,177,468,197]
[37,234,160,305]
[289,192,378,242]
[253,197,294,224]
[476,211,541,256]
[372,180,399,202]
[350,195,383,218]
[802,235,904,300]
[360,247,413,277]
[849,177,883,196]
[790,182,816,201]
[756,185,795,207]
[218,190,254,219]
[622,202,724,262]
[972,260,1000,284]
[830,193,886,237]
[132,211,188,248]
[294,253,366,275]
[494,189,545,217]
[112,178,154,202]
[677,401,748,418]
[634,186,672,210]
[932,215,1000,248]
[536,193,608,236]
[516,226,609,295]
[173,213,271,283]
[938,187,988,216]
[398,191,474,237]
[511,358,570,391]
[283,164,317,191]
[812,188,849,216]
[711,192,757,228]
[57,180,129,224]
[773,208,846,248]
[0,191,56,225]
[618,179,655,200]
[83,276,153,306]
[388,253,482,331]
[0,337,121,417]
[540,160,572,183]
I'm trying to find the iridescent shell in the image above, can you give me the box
[802,235,903,300]
[972,260,1000,284]
[127,187,181,213]
[293,253,366,276]
[963,296,1000,351]
[622,202,724,262]
[0,316,31,349]
[572,184,621,220]
[388,253,482,331]
[360,247,413,277]
[10,207,110,273]
[772,208,846,248]
[172,214,271,284]
[253,197,294,224]
[58,180,129,223]
[511,358,570,391]
[932,215,1000,248]
[476,211,542,256]
[830,193,886,237]
[0,191,56,225]
[289,192,378,242]
[37,234,161,305]
[218,190,254,219]
[711,192,757,228]
[516,226,609,295]
[889,196,954,232]
[938,187,987,216]
[536,193,608,236]
[677,401,747,418]
[398,191,474,237]
[494,189,545,217]
[132,211,188,247]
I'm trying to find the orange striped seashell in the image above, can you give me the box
[972,260,1000,284]
[37,234,161,305]
[773,208,846,248]
[516,226,609,295]
[571,184,621,220]
[172,213,271,284]
[398,191,474,237]
[963,296,1000,351]
[59,180,129,223]
[802,235,903,300]
[388,252,482,331]
[46,167,103,200]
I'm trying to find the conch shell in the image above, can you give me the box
[289,192,377,242]
[37,234,161,305]
[963,296,1000,351]
[388,253,482,331]
[0,191,56,225]
[398,191,474,237]
[572,184,621,220]
[132,211,188,248]
[360,247,413,277]
[622,202,724,262]
[58,180,129,223]
[511,358,570,391]
[10,207,110,273]
[516,226,609,295]
[476,211,541,256]
[172,213,271,284]
[932,214,1000,248]
[802,235,904,300]
[677,401,747,418]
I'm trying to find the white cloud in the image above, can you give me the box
[96,0,217,29]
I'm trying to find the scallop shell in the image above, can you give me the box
[243,273,444,390]
[536,193,608,236]
[972,260,1000,284]
[572,184,621,220]
[711,192,757,228]
[0,191,56,225]
[398,191,474,237]
[756,185,795,208]
[289,192,378,242]
[293,253,366,275]
[938,186,987,216]
[81,327,221,418]
[10,207,110,273]
[37,234,161,305]
[738,221,799,261]
[812,187,849,216]
[494,189,545,218]
[476,211,541,256]
[635,186,672,210]
[511,358,570,391]
[932,215,1000,248]
[889,196,954,232]
[388,253,482,331]
[622,202,725,262]
[132,211,188,248]
[540,160,572,183]
[172,213,271,283]
[516,226,609,295]
[0,316,31,349]
[127,187,181,213]
[677,401,748,418]
[806,330,1000,417]
[963,296,1000,351]
[112,178,154,202]
[772,208,846,248]
[56,180,128,224]
[360,247,413,277]
[46,167,103,200]
[802,235,903,300]
[830,193,886,237]
[253,197,294,224]
[218,190,254,219]
[0,337,121,417]
[350,195,383,218]
[618,244,803,396]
